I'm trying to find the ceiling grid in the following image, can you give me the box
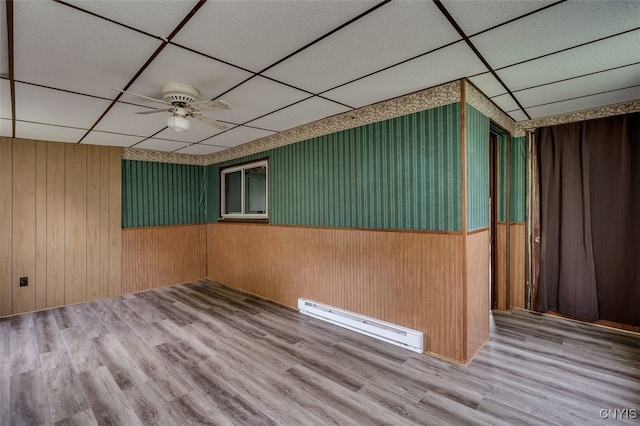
[1,0,638,154]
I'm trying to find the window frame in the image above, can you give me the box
[220,159,269,221]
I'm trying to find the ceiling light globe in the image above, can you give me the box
[167,114,190,132]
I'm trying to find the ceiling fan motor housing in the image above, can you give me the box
[162,83,199,105]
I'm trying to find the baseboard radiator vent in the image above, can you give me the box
[297,298,423,353]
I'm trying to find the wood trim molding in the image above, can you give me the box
[213,221,464,235]
[460,80,469,358]
[467,227,489,235]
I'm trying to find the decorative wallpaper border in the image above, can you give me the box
[122,81,461,165]
[514,99,640,137]
[465,81,515,135]
[122,148,207,165]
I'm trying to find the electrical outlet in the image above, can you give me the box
[19,277,28,287]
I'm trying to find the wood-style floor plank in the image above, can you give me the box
[34,310,64,354]
[10,369,51,425]
[79,366,142,426]
[10,325,40,375]
[0,359,10,426]
[2,279,640,425]
[40,349,90,423]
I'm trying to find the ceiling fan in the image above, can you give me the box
[113,83,231,132]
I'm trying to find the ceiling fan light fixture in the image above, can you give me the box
[114,84,229,131]
[167,114,190,132]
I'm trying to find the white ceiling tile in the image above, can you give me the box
[508,110,529,122]
[95,102,169,137]
[0,119,11,137]
[516,64,640,108]
[173,1,377,72]
[469,73,506,98]
[14,1,162,98]
[126,44,252,103]
[175,144,227,155]
[497,30,640,91]
[81,131,144,147]
[491,94,521,114]
[323,42,486,109]
[444,0,555,36]
[8,0,640,152]
[211,77,310,124]
[263,1,460,93]
[472,1,640,69]
[15,83,112,131]
[247,98,350,133]
[64,0,198,39]
[526,86,640,119]
[133,138,191,152]
[0,79,11,119]
[15,122,86,143]
[203,126,275,148]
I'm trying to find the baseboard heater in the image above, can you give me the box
[297,298,423,353]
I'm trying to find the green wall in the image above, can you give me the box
[466,105,490,231]
[208,103,462,231]
[494,132,526,224]
[122,160,206,228]
[511,136,526,222]
[121,102,519,232]
[497,131,508,222]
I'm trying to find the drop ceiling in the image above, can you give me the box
[1,0,639,155]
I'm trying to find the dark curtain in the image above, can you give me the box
[536,112,640,326]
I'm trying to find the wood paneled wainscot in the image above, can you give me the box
[509,223,526,309]
[466,229,490,360]
[0,138,121,316]
[122,224,207,294]
[207,222,470,362]
[495,222,526,311]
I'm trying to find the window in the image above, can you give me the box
[221,160,268,220]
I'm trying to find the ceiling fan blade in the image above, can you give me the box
[190,111,229,130]
[134,108,174,115]
[192,99,231,110]
[110,87,170,106]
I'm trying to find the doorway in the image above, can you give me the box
[489,123,509,311]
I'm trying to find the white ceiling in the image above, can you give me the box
[1,0,639,154]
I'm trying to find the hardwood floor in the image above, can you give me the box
[2,279,639,425]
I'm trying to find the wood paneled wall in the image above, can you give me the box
[509,223,526,309]
[0,138,121,316]
[495,223,509,311]
[466,230,490,359]
[207,223,467,362]
[495,222,526,311]
[0,139,13,316]
[122,224,207,294]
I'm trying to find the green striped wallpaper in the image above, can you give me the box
[511,136,526,222]
[495,130,508,222]
[208,103,462,231]
[122,160,206,228]
[466,105,490,231]
[121,105,517,231]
